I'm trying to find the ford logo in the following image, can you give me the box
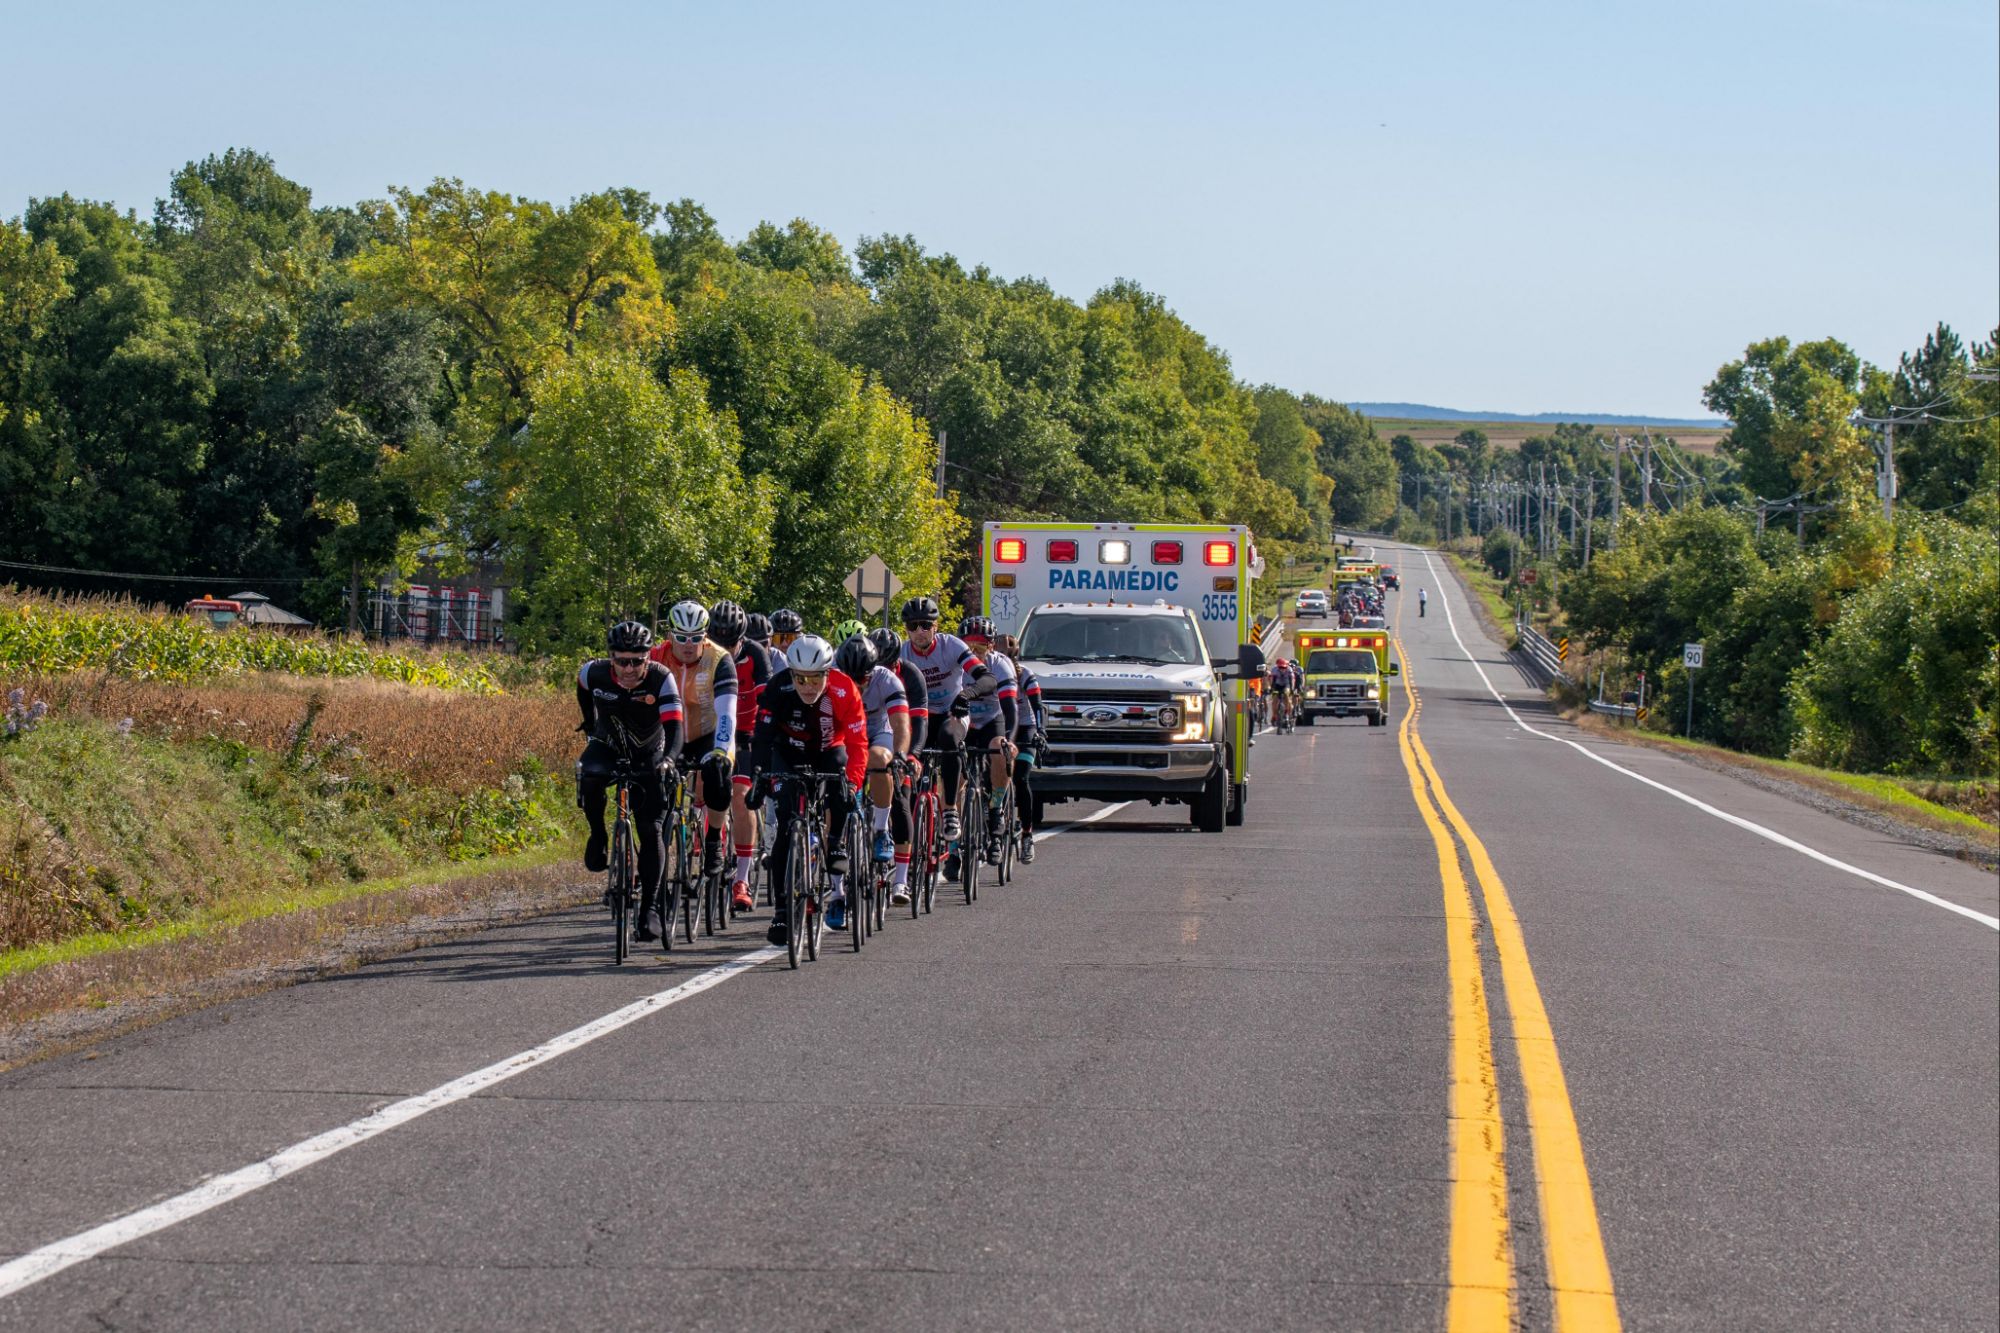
[1084,707,1119,724]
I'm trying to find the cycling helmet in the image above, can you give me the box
[867,627,902,665]
[785,634,834,673]
[833,617,868,643]
[745,612,771,644]
[960,615,996,643]
[770,608,804,636]
[666,600,709,636]
[900,595,939,627]
[607,620,653,653]
[833,635,876,683]
[708,599,747,647]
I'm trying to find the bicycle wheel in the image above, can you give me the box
[785,819,808,970]
[997,786,1016,885]
[610,814,631,964]
[803,816,824,963]
[961,783,980,905]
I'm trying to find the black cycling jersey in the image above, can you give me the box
[576,659,685,753]
[895,659,930,754]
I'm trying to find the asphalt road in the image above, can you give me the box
[1,546,1994,1331]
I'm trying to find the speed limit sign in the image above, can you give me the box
[1683,643,1705,669]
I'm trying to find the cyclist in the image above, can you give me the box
[870,626,929,905]
[897,596,995,852]
[834,632,907,874]
[649,601,738,907]
[996,633,1045,862]
[751,635,868,944]
[745,611,772,650]
[958,615,1019,863]
[576,621,684,941]
[707,599,772,913]
[768,608,804,657]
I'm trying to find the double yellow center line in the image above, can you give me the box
[1391,613,1622,1331]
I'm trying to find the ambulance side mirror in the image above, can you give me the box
[1217,642,1266,678]
[1389,661,1400,675]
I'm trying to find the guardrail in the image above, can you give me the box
[1515,622,1566,686]
[1587,699,1640,719]
[1257,616,1284,658]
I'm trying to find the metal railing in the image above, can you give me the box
[1515,622,1566,686]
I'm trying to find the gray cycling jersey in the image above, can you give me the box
[902,633,980,712]
[859,663,908,741]
[965,651,1017,728]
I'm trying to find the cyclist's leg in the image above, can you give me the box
[576,740,616,872]
[865,741,896,862]
[889,763,914,903]
[764,771,795,944]
[684,734,729,875]
[728,764,758,910]
[1012,747,1037,861]
[632,762,670,932]
[938,713,967,837]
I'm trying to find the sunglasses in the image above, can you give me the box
[669,632,706,645]
[908,621,937,630]
[611,654,648,668]
[792,671,828,684]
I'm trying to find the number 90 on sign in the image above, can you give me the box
[1683,643,1704,669]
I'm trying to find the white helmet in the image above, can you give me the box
[785,634,835,673]
[666,599,709,636]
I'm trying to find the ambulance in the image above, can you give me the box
[981,522,1266,832]
[1294,626,1397,727]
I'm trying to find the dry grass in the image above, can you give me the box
[2,670,576,794]
[0,853,592,1066]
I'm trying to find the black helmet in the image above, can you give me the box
[960,615,996,643]
[900,595,940,627]
[607,620,653,653]
[708,599,747,647]
[867,626,901,665]
[745,612,771,644]
[770,608,804,635]
[833,634,876,683]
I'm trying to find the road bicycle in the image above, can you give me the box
[604,757,641,964]
[662,758,715,948]
[772,770,844,969]
[909,750,944,917]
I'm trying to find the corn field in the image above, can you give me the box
[0,591,507,693]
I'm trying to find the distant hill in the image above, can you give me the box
[1351,402,1725,430]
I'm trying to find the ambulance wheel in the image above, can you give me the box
[1226,782,1246,827]
[1299,712,1315,727]
[1193,769,1227,833]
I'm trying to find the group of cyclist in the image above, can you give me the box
[574,596,1050,951]
[1262,656,1306,730]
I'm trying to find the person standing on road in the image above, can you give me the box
[1418,588,1427,618]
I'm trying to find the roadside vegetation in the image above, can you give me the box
[1,637,578,960]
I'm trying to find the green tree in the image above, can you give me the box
[737,219,853,287]
[512,354,772,653]
[1789,514,1999,773]
[1704,337,1872,506]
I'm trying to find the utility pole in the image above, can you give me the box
[934,429,949,500]
[1641,432,1654,511]
[1853,414,1904,522]
[1583,477,1594,565]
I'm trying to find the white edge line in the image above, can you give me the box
[1033,800,1131,843]
[1415,546,1998,931]
[3,799,1139,1299]
[0,946,784,1300]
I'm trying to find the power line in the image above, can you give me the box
[0,557,312,585]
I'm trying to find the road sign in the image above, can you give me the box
[845,555,904,619]
[1520,569,1538,584]
[1557,635,1570,662]
[1636,706,1649,722]
[1683,643,1704,669]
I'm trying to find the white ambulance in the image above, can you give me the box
[980,522,1267,831]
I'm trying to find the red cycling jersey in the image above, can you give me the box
[752,667,869,789]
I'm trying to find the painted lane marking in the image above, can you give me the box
[1416,548,1998,931]
[1394,624,1513,1329]
[1397,613,1621,1331]
[0,947,783,1300]
[1,800,1136,1301]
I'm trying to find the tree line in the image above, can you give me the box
[0,149,1394,649]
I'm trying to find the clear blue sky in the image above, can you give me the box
[4,0,1994,418]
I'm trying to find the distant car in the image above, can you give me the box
[1379,566,1399,589]
[1353,615,1388,631]
[1296,590,1330,618]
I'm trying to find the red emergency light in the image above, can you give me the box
[994,537,1026,564]
[1202,540,1235,566]
[1046,539,1079,563]
[1151,540,1183,564]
